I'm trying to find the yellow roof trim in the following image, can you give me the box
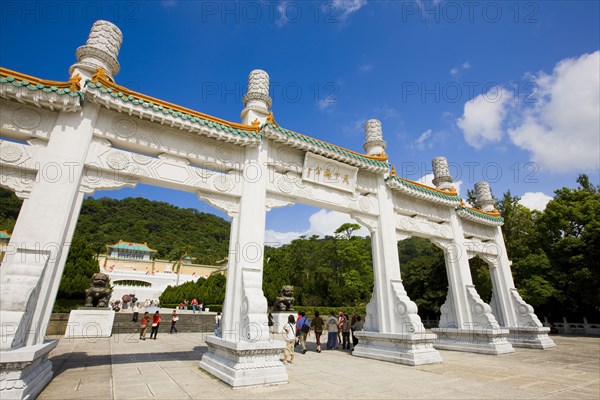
[91,68,259,133]
[0,67,80,91]
[401,177,458,196]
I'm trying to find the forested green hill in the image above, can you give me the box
[0,192,230,264]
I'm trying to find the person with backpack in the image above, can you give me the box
[326,311,338,350]
[296,311,310,354]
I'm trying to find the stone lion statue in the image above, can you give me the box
[84,273,112,308]
[273,285,295,311]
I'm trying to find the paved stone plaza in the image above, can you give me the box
[38,334,598,399]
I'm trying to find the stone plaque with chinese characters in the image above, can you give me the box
[302,152,358,193]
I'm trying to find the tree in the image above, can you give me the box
[57,237,100,299]
[334,223,361,240]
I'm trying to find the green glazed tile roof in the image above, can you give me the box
[457,206,504,223]
[85,80,261,139]
[108,242,156,252]
[0,75,82,97]
[0,231,11,240]
[265,123,390,168]
[386,175,461,201]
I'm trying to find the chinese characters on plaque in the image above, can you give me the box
[302,152,358,193]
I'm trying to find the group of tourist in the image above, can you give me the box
[177,298,204,313]
[138,310,181,340]
[275,310,364,365]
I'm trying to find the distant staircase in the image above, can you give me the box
[112,312,216,334]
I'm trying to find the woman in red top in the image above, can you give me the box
[149,311,161,340]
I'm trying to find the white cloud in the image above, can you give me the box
[518,192,553,211]
[415,129,432,150]
[418,173,463,196]
[359,64,373,73]
[450,61,471,76]
[316,98,336,112]
[264,209,369,247]
[457,86,510,149]
[508,51,600,173]
[462,61,471,70]
[450,68,460,77]
[330,0,367,21]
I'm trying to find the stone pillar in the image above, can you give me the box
[0,20,121,400]
[430,211,514,355]
[363,119,386,156]
[200,74,287,387]
[431,157,454,191]
[241,69,271,126]
[352,121,441,366]
[487,228,556,349]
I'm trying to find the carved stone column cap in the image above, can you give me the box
[432,156,454,190]
[363,119,387,155]
[71,20,123,79]
[475,181,496,211]
[242,69,272,110]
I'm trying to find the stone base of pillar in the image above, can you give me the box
[352,331,443,366]
[199,335,288,388]
[64,308,115,338]
[271,311,292,334]
[431,327,515,355]
[508,326,557,349]
[0,340,57,400]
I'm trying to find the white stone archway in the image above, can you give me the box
[0,20,554,400]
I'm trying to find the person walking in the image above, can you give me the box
[170,310,179,334]
[296,312,310,354]
[149,311,161,339]
[337,311,345,346]
[191,298,198,313]
[282,314,296,364]
[268,312,274,338]
[139,312,149,340]
[312,311,324,353]
[326,311,338,350]
[341,313,351,350]
[131,303,139,323]
[199,302,204,314]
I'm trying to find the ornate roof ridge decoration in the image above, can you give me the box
[386,175,462,206]
[262,122,389,173]
[0,67,82,95]
[85,68,261,139]
[106,239,158,252]
[456,204,504,226]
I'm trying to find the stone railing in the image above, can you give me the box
[544,317,600,336]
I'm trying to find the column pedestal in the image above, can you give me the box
[352,331,442,366]
[199,335,287,388]
[508,326,556,349]
[0,340,57,400]
[431,327,514,355]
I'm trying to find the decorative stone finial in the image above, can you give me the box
[432,157,454,191]
[363,119,387,155]
[70,20,123,80]
[475,181,496,211]
[242,69,272,114]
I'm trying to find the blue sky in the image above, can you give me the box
[2,1,599,244]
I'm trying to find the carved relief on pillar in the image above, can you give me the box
[465,285,500,329]
[79,168,138,194]
[196,190,240,218]
[510,288,543,328]
[350,212,378,233]
[390,279,425,334]
[438,290,458,328]
[240,267,270,341]
[0,165,36,199]
[265,192,295,211]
